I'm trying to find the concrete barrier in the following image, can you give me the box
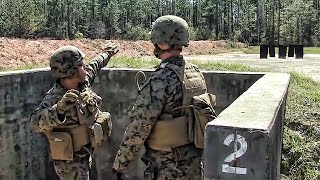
[269,45,275,57]
[204,73,290,180]
[278,45,287,59]
[295,45,304,59]
[0,68,262,180]
[288,45,295,57]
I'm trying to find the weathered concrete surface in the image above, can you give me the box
[0,68,262,180]
[204,73,290,180]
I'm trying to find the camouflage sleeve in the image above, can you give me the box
[86,53,111,84]
[113,71,169,172]
[29,92,65,132]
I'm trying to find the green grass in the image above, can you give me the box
[189,60,264,72]
[0,56,159,72]
[241,46,320,54]
[0,64,47,72]
[304,47,320,54]
[241,46,261,54]
[106,56,159,69]
[280,72,320,180]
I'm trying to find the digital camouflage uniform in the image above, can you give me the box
[113,15,207,179]
[30,46,114,180]
[113,57,204,179]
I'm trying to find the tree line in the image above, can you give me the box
[0,0,319,46]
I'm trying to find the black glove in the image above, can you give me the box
[112,168,123,180]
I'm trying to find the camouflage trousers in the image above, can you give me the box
[146,144,202,180]
[53,154,91,180]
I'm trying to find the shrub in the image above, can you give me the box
[74,32,84,39]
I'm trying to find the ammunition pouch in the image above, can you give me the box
[46,131,73,161]
[147,94,216,151]
[45,124,90,160]
[147,115,190,151]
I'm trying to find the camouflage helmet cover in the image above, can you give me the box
[151,15,189,46]
[50,45,85,78]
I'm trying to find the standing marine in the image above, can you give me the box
[113,15,216,179]
[30,42,119,180]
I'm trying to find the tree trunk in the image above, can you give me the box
[278,0,280,46]
[271,0,275,45]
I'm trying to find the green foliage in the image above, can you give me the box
[0,0,319,46]
[282,72,320,180]
[121,25,150,41]
[74,32,84,39]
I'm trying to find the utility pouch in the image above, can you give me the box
[91,112,111,148]
[90,123,104,148]
[95,112,111,137]
[147,116,189,151]
[68,125,90,152]
[192,93,217,148]
[46,132,73,161]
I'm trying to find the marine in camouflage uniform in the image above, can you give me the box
[113,15,208,180]
[30,43,118,180]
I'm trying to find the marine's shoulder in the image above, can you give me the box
[151,62,179,80]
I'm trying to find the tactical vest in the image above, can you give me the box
[45,88,111,160]
[147,61,216,152]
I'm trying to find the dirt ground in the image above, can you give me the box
[0,38,244,69]
[185,52,320,82]
[1,38,320,82]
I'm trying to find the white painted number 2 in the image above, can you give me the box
[222,134,247,175]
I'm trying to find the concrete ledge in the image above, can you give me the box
[204,73,290,180]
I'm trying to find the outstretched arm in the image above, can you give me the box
[86,42,119,84]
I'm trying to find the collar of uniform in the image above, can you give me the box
[160,56,184,66]
[55,81,67,93]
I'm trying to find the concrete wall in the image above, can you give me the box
[0,68,262,180]
[204,73,290,180]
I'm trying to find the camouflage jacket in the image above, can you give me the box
[30,53,110,132]
[113,56,203,172]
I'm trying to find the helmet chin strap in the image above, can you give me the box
[153,44,182,59]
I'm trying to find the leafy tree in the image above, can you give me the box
[0,0,318,46]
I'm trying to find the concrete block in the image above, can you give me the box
[278,45,287,59]
[269,45,275,57]
[204,73,290,180]
[260,45,268,59]
[295,45,304,59]
[288,45,295,57]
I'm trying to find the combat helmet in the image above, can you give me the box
[50,45,85,78]
[151,15,189,46]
